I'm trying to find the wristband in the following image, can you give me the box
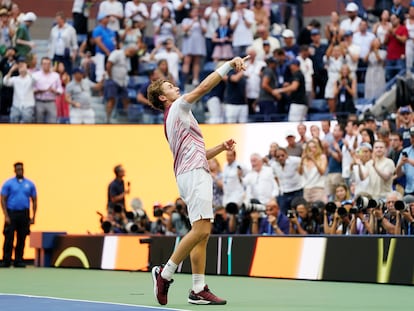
[215,61,232,78]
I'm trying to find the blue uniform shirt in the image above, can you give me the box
[1,177,37,211]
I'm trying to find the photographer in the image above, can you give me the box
[373,191,402,235]
[125,197,150,233]
[98,203,129,233]
[150,203,168,235]
[401,195,414,235]
[288,198,319,235]
[251,199,289,235]
[166,198,191,236]
[395,127,414,196]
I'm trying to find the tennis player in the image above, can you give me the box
[147,56,249,305]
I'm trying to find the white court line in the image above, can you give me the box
[0,293,191,311]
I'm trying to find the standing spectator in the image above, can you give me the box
[272,147,303,215]
[373,9,392,46]
[342,119,360,185]
[244,47,266,118]
[396,127,414,196]
[104,46,137,123]
[92,12,117,82]
[65,67,102,124]
[256,56,278,121]
[211,16,233,62]
[118,19,142,75]
[324,44,345,113]
[391,0,408,22]
[150,38,182,85]
[136,68,163,124]
[285,129,303,157]
[385,13,408,81]
[222,150,245,208]
[251,24,280,61]
[33,57,63,123]
[284,0,305,32]
[230,0,254,57]
[298,138,328,203]
[204,0,228,62]
[124,0,149,34]
[352,19,376,81]
[396,105,414,148]
[339,2,362,35]
[72,0,96,44]
[0,8,13,52]
[205,68,226,124]
[153,7,176,46]
[107,164,130,215]
[309,28,328,99]
[252,0,269,30]
[0,46,17,117]
[282,29,299,59]
[54,61,71,123]
[150,0,175,25]
[1,162,37,268]
[324,11,341,45]
[3,57,35,123]
[49,11,78,75]
[364,38,387,99]
[325,124,345,200]
[208,158,224,210]
[297,45,314,107]
[172,0,199,24]
[181,7,207,85]
[274,59,308,122]
[333,64,357,124]
[14,12,36,58]
[388,131,405,193]
[351,142,372,197]
[243,153,279,205]
[98,0,124,32]
[405,3,414,72]
[223,66,248,123]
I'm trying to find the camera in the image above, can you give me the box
[124,222,139,233]
[287,210,296,218]
[101,220,112,233]
[402,151,408,157]
[395,200,409,212]
[126,208,146,220]
[113,204,123,214]
[225,202,239,215]
[324,201,348,217]
[352,196,385,213]
[153,203,164,217]
[241,199,266,213]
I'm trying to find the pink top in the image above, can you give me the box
[164,96,209,177]
[32,70,63,101]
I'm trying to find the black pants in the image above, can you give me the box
[3,209,30,264]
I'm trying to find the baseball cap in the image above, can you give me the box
[16,56,26,63]
[285,129,296,138]
[265,56,277,64]
[403,195,414,204]
[400,106,412,114]
[410,126,414,136]
[364,114,376,122]
[72,67,85,75]
[345,2,359,12]
[282,29,295,38]
[343,30,354,37]
[97,12,108,21]
[310,28,320,35]
[288,59,300,66]
[22,12,37,22]
[0,8,8,16]
[263,40,270,45]
[237,0,248,4]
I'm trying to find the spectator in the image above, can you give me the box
[385,13,408,81]
[325,124,345,200]
[243,153,279,205]
[211,15,233,62]
[391,0,408,22]
[1,162,37,268]
[244,47,266,118]
[353,19,376,81]
[33,57,63,123]
[297,18,321,46]
[309,28,328,99]
[405,3,414,72]
[153,7,176,46]
[150,38,182,84]
[0,8,12,51]
[401,194,414,234]
[72,0,95,44]
[14,11,36,58]
[310,124,321,139]
[339,2,362,36]
[274,59,308,122]
[396,127,414,196]
[230,0,254,57]
[150,0,175,25]
[364,140,396,199]
[324,11,340,45]
[204,0,228,62]
[342,119,360,185]
[209,158,224,210]
[252,0,269,30]
[172,0,199,24]
[297,45,314,107]
[396,105,414,148]
[298,138,328,203]
[364,38,387,99]
[119,18,142,75]
[181,7,207,85]
[223,66,248,123]
[285,129,302,157]
[281,28,299,59]
[78,32,97,82]
[222,150,245,208]
[136,68,163,124]
[8,3,23,35]
[324,44,345,113]
[3,57,35,123]
[65,67,102,124]
[157,59,175,84]
[166,198,191,236]
[251,199,290,235]
[373,9,392,46]
[333,64,357,124]
[373,191,403,234]
[360,126,376,146]
[104,46,138,123]
[256,56,278,121]
[92,12,117,82]
[389,131,405,193]
[107,164,130,215]
[49,11,78,75]
[0,47,17,117]
[54,61,71,123]
[124,0,149,34]
[296,123,309,146]
[98,0,124,32]
[350,142,372,197]
[272,147,303,215]
[284,0,305,32]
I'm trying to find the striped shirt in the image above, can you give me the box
[164,96,208,177]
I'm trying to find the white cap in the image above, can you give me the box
[282,29,294,38]
[23,12,37,22]
[345,2,359,12]
[285,129,296,138]
[237,0,247,4]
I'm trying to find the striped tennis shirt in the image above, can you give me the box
[164,96,209,177]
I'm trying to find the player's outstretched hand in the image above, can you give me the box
[223,139,236,151]
[230,55,250,72]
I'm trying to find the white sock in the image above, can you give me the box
[192,274,205,293]
[160,259,177,281]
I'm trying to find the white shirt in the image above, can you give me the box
[223,161,245,206]
[340,17,362,33]
[230,9,255,47]
[297,55,314,92]
[244,59,266,99]
[3,74,35,108]
[251,37,281,61]
[352,31,376,59]
[243,166,279,204]
[271,156,303,194]
[153,49,181,83]
[48,23,78,58]
[204,6,228,39]
[124,1,149,22]
[98,0,124,32]
[150,1,175,24]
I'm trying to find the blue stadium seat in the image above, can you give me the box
[308,112,332,121]
[309,99,329,113]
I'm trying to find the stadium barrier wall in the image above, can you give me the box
[43,234,414,286]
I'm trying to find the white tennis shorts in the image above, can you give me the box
[176,168,214,224]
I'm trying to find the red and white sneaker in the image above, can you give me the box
[151,265,173,305]
[188,285,227,305]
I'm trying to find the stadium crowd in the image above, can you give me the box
[0,0,412,124]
